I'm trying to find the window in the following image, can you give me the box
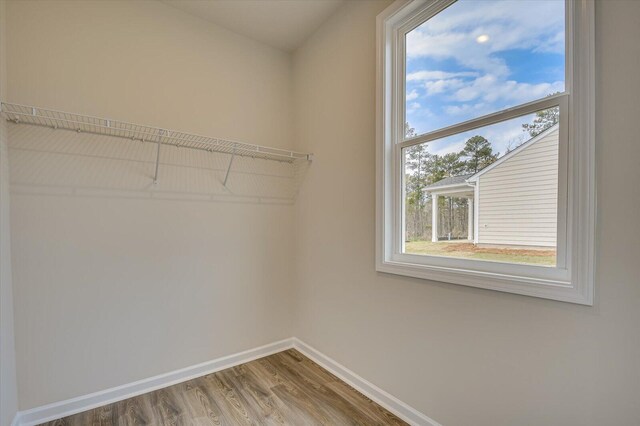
[376,0,594,304]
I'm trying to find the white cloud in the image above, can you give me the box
[404,0,565,135]
[425,78,465,96]
[533,30,565,54]
[406,90,419,101]
[428,139,467,156]
[444,102,487,116]
[406,0,565,62]
[407,30,510,76]
[405,0,565,79]
[407,105,433,118]
[406,70,478,82]
[449,75,564,105]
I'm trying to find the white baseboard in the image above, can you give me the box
[16,338,294,426]
[292,338,440,426]
[15,337,438,426]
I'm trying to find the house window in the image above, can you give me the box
[376,0,595,304]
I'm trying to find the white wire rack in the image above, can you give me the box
[0,101,312,184]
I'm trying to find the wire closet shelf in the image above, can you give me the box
[0,102,313,164]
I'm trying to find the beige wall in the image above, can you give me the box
[6,0,296,410]
[293,1,640,425]
[0,0,19,423]
[477,127,559,247]
[6,0,293,150]
[5,0,640,424]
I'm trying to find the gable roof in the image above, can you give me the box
[422,124,559,192]
[423,174,473,191]
[467,124,559,182]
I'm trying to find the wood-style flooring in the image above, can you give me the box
[40,349,407,425]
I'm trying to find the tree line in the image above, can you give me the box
[404,106,559,242]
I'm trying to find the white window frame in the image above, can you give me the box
[376,0,595,305]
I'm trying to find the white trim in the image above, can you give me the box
[376,0,595,305]
[11,414,20,426]
[467,197,473,241]
[431,193,438,242]
[400,93,566,150]
[473,178,479,244]
[423,181,474,192]
[428,187,474,197]
[292,338,440,426]
[567,0,596,306]
[16,339,294,426]
[12,338,437,426]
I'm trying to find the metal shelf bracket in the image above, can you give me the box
[153,129,164,184]
[223,144,236,188]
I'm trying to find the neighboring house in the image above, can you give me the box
[423,124,559,247]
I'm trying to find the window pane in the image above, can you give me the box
[403,106,559,266]
[405,0,565,137]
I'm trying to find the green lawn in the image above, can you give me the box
[405,240,556,266]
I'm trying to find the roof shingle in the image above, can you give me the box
[423,174,473,190]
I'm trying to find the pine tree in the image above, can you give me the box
[404,123,431,240]
[460,135,499,174]
[522,106,560,138]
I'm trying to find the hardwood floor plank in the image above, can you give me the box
[325,380,407,426]
[243,360,329,425]
[38,350,407,426]
[116,393,154,425]
[149,385,187,426]
[203,373,253,425]
[265,353,377,425]
[230,365,287,424]
[181,378,224,425]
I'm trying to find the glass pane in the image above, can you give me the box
[403,106,559,266]
[405,0,565,137]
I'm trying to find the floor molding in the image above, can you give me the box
[15,337,438,426]
[16,338,294,426]
[292,338,440,426]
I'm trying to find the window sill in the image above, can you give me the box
[376,258,592,305]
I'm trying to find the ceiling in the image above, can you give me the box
[161,0,346,52]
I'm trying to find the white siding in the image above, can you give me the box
[477,127,558,247]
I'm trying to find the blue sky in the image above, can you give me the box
[405,0,565,156]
